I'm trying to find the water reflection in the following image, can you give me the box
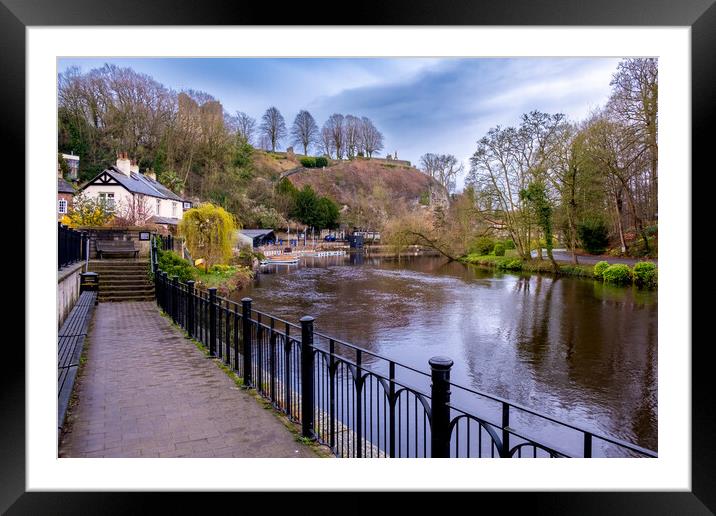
[236,255,657,450]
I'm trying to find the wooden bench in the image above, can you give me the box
[58,290,97,435]
[96,239,139,259]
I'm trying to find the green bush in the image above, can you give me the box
[496,259,523,271]
[315,156,328,167]
[469,236,496,256]
[503,239,516,250]
[493,243,506,256]
[577,219,609,254]
[633,261,657,288]
[593,260,610,279]
[157,249,195,283]
[300,157,317,168]
[602,264,632,285]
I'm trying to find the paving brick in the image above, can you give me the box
[59,302,319,459]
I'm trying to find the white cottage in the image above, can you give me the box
[79,153,191,227]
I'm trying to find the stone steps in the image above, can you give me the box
[89,260,155,303]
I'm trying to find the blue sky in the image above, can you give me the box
[58,57,621,190]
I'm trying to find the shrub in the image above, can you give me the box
[315,156,328,167]
[503,239,516,250]
[593,260,610,279]
[496,259,523,271]
[633,261,657,288]
[493,243,506,256]
[209,264,236,276]
[300,157,317,168]
[157,249,195,283]
[469,236,496,256]
[577,218,609,255]
[602,264,632,285]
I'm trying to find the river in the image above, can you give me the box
[233,254,657,453]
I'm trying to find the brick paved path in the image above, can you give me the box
[59,302,319,458]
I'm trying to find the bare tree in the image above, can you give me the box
[607,58,658,223]
[359,117,384,158]
[419,153,463,194]
[319,125,334,158]
[323,114,345,159]
[260,106,287,152]
[290,110,319,155]
[235,111,256,144]
[343,115,361,159]
[112,195,154,226]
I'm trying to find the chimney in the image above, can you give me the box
[116,152,131,176]
[129,159,140,175]
[144,169,156,181]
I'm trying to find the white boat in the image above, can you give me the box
[260,255,299,265]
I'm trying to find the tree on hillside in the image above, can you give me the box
[290,110,319,155]
[260,106,287,152]
[290,185,339,229]
[323,114,345,159]
[235,111,257,145]
[319,125,334,157]
[419,153,463,194]
[359,117,384,158]
[343,115,361,159]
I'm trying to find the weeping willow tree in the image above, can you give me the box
[178,203,237,267]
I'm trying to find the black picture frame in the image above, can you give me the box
[139,232,151,241]
[8,0,712,512]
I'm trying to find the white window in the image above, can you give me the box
[98,192,115,211]
[58,199,68,214]
[183,201,192,210]
[156,199,161,214]
[172,202,177,217]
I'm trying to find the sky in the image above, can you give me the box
[58,57,621,190]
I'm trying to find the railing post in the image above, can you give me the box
[208,288,217,357]
[241,297,253,386]
[172,276,179,323]
[187,280,195,337]
[269,320,277,403]
[161,272,168,312]
[501,403,511,458]
[389,361,396,458]
[429,356,453,458]
[583,432,593,458]
[300,315,315,439]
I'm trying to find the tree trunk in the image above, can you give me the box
[614,192,627,254]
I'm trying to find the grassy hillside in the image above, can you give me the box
[286,158,446,217]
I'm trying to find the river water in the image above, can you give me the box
[234,254,657,453]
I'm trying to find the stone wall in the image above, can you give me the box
[77,226,161,259]
[58,261,85,329]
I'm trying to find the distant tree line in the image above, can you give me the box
[57,64,383,231]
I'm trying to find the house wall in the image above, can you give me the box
[57,192,73,220]
[83,185,183,220]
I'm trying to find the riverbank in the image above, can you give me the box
[461,253,594,277]
[460,252,657,289]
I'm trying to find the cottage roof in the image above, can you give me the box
[148,215,181,225]
[82,166,184,202]
[58,177,75,194]
[239,229,275,238]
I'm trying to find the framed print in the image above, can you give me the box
[9,0,713,512]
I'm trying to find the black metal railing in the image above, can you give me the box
[157,234,175,252]
[151,249,657,459]
[58,222,87,270]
